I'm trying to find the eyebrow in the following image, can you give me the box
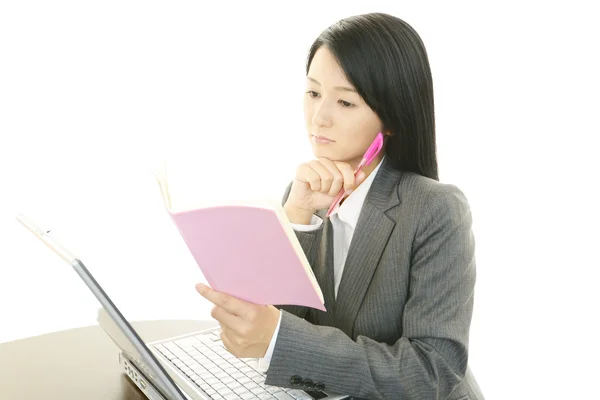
[307,76,357,93]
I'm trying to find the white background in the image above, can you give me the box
[1,1,598,398]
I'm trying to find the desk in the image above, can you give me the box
[0,320,215,399]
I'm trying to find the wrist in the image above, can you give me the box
[283,202,315,224]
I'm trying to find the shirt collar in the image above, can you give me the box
[330,156,384,229]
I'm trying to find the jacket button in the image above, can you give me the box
[315,381,325,391]
[290,375,303,387]
[302,379,314,389]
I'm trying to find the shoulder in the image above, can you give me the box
[397,172,472,228]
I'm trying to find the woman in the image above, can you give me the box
[197,12,484,399]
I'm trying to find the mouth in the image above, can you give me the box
[312,134,335,143]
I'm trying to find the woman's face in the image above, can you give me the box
[304,46,385,170]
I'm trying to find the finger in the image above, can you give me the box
[333,161,358,192]
[219,328,237,355]
[316,158,344,196]
[196,284,246,316]
[296,163,321,192]
[355,170,367,186]
[307,160,335,194]
[211,305,243,330]
[219,325,234,340]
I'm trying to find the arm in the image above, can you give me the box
[264,185,476,399]
[275,182,324,319]
[262,182,327,367]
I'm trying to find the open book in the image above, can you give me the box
[153,163,325,311]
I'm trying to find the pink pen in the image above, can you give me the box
[325,132,384,218]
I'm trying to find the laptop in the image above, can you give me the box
[16,213,349,400]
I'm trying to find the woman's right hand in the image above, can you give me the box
[283,158,366,224]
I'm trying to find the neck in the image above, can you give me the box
[353,154,384,179]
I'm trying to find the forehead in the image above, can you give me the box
[307,47,351,85]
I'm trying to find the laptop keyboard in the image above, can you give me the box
[152,331,315,400]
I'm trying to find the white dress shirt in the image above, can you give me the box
[258,158,384,372]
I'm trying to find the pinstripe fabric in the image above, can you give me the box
[265,158,484,399]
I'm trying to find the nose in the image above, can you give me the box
[311,101,333,129]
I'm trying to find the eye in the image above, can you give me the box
[339,100,354,108]
[306,90,320,98]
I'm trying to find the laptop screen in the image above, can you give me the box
[72,258,188,400]
[16,214,188,400]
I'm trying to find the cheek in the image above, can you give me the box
[345,112,384,145]
[356,111,385,138]
[341,113,380,136]
[303,98,312,125]
[357,111,384,132]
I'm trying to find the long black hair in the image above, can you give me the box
[307,13,438,180]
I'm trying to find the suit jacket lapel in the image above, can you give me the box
[333,159,403,338]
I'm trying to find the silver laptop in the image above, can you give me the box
[16,213,349,400]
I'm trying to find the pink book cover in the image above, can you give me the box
[168,206,326,311]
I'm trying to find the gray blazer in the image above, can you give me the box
[264,157,485,400]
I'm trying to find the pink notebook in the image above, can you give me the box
[153,165,325,311]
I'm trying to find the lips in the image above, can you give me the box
[312,134,335,143]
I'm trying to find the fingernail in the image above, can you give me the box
[196,283,208,293]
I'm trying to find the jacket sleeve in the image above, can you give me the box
[274,181,323,320]
[264,184,477,399]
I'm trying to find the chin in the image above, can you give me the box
[311,145,337,160]
[314,152,346,163]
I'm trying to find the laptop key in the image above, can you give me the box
[215,371,228,380]
[250,387,268,397]
[232,371,245,379]
[219,388,235,396]
[271,391,295,400]
[234,386,251,394]
[204,377,219,386]
[238,376,251,385]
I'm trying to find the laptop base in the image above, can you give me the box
[120,352,169,400]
